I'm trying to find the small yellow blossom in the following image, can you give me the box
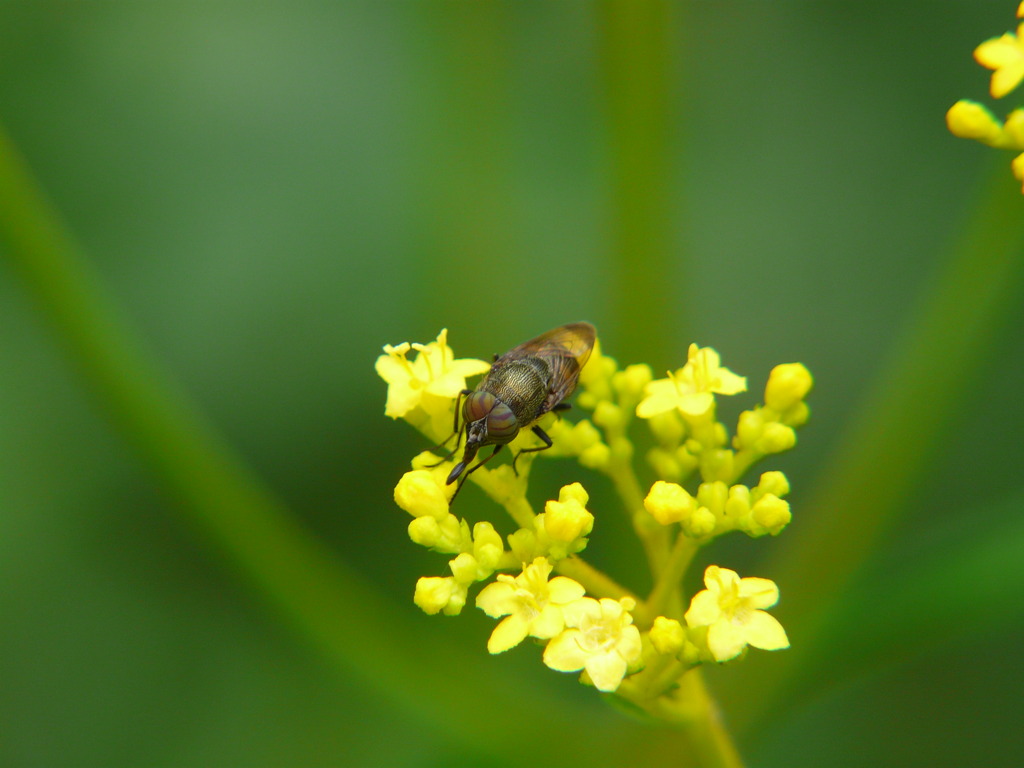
[472,522,504,573]
[754,470,790,499]
[764,363,814,412]
[974,23,1024,98]
[375,329,490,438]
[394,469,450,519]
[543,597,642,692]
[749,494,791,537]
[508,483,595,562]
[684,566,789,662]
[543,483,594,542]
[643,480,695,526]
[414,575,468,616]
[476,558,586,654]
[946,100,1005,145]
[650,616,686,655]
[407,513,463,552]
[637,345,747,419]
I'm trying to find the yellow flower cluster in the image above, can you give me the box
[947,2,1024,191]
[377,328,812,706]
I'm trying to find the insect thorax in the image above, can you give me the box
[483,357,551,423]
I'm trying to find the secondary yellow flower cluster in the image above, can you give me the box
[377,329,812,706]
[947,2,1024,191]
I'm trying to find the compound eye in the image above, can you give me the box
[485,402,519,441]
[463,391,496,424]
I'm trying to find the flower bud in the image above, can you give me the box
[643,481,695,525]
[681,506,716,538]
[414,576,465,615]
[593,401,624,430]
[757,423,797,454]
[946,100,1002,142]
[449,552,480,584]
[394,470,449,519]
[473,522,504,571]
[544,485,594,542]
[579,442,611,471]
[754,471,790,500]
[750,494,792,536]
[650,616,685,654]
[765,363,813,412]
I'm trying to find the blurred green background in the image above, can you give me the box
[3,2,1023,766]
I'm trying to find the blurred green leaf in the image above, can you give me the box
[777,485,1024,709]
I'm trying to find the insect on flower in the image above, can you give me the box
[444,322,596,494]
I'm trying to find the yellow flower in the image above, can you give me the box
[946,100,1005,146]
[643,480,695,526]
[393,469,450,519]
[543,597,642,692]
[764,363,814,412]
[650,616,686,655]
[636,344,747,419]
[414,575,468,616]
[542,483,594,542]
[375,329,490,438]
[476,557,586,654]
[684,565,789,662]
[974,23,1024,98]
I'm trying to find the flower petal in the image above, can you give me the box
[707,619,747,661]
[450,358,492,378]
[684,589,721,627]
[584,652,629,692]
[487,613,530,654]
[615,624,643,662]
[677,391,714,416]
[743,610,790,651]
[636,383,680,419]
[561,597,600,627]
[543,629,588,672]
[547,576,586,604]
[991,60,1024,98]
[530,604,567,639]
[738,576,780,609]
[975,34,1021,69]
[475,581,516,618]
[713,368,748,395]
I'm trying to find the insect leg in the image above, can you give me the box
[425,390,471,468]
[511,424,554,475]
[551,402,571,420]
[450,445,503,503]
[452,389,471,434]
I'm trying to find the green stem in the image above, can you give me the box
[620,669,744,768]
[556,556,638,605]
[645,529,698,622]
[606,434,671,576]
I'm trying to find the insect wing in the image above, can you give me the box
[499,322,596,414]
